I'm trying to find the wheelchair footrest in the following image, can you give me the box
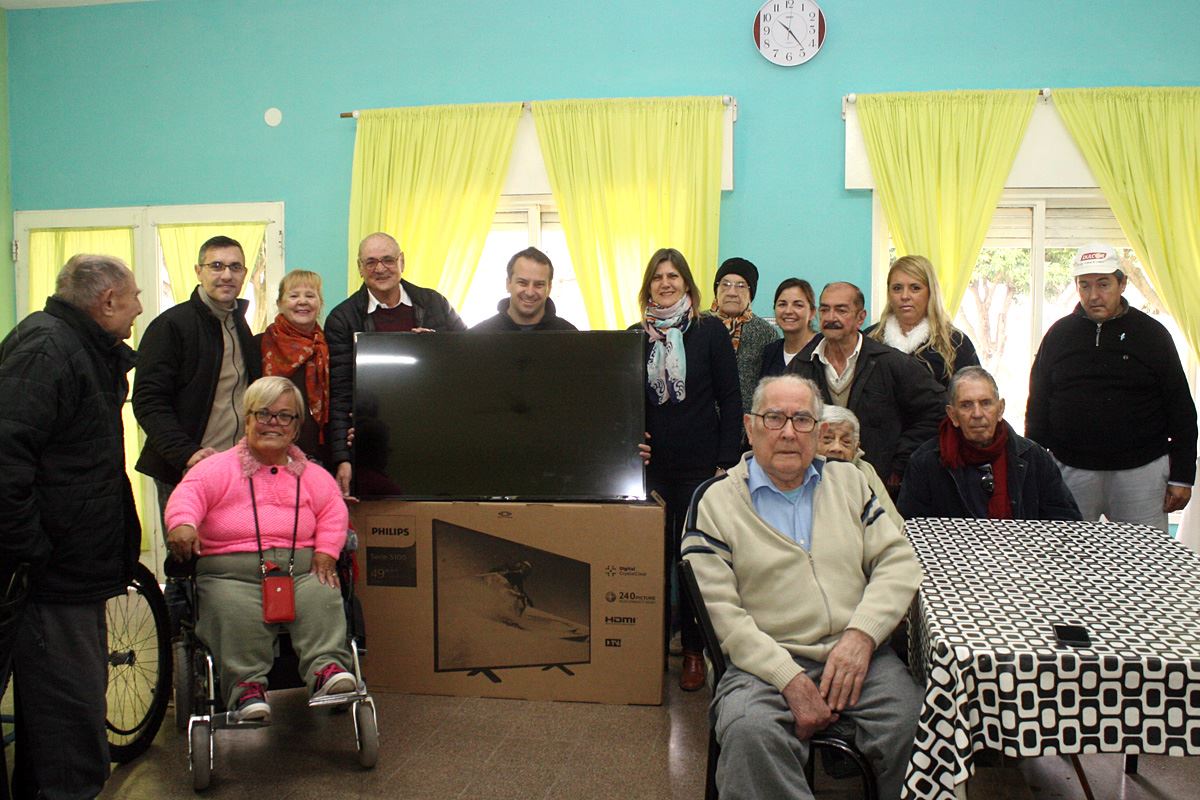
[208,710,271,730]
[307,687,368,709]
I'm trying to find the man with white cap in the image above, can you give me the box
[1026,243,1197,534]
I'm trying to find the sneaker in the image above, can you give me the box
[234,681,270,723]
[668,630,683,657]
[312,663,357,699]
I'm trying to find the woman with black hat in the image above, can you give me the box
[704,257,781,416]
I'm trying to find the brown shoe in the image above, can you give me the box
[679,652,706,692]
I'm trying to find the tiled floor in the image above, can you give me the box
[77,658,1200,799]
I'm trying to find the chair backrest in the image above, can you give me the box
[678,559,727,686]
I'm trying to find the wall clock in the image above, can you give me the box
[753,0,826,66]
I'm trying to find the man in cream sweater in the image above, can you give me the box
[682,374,923,800]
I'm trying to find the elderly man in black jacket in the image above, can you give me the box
[0,254,143,799]
[325,232,467,496]
[899,366,1081,521]
[788,281,945,495]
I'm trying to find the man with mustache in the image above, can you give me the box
[1026,243,1196,535]
[683,374,923,800]
[133,235,262,631]
[899,366,1080,520]
[788,281,944,495]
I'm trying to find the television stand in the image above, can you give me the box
[467,668,502,684]
[541,664,575,676]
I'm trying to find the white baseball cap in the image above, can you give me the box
[1070,243,1122,277]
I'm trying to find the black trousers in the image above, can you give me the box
[647,467,711,655]
[11,601,109,800]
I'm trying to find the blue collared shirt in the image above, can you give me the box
[746,456,824,550]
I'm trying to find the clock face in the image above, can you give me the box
[754,0,826,66]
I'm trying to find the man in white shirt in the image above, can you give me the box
[325,232,467,496]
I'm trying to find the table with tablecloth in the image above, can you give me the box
[901,518,1200,800]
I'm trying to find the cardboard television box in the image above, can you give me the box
[354,499,665,705]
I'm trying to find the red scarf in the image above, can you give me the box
[261,314,329,442]
[937,416,1011,519]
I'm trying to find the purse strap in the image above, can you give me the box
[249,472,301,577]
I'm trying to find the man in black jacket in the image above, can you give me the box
[471,247,578,333]
[325,232,467,496]
[788,282,945,494]
[0,254,143,799]
[899,366,1081,521]
[132,235,261,628]
[1026,243,1196,535]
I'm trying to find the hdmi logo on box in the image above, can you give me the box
[605,616,636,625]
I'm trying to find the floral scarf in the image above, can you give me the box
[710,298,754,352]
[643,295,692,405]
[261,314,329,442]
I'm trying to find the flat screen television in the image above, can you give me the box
[353,331,646,500]
[432,519,590,677]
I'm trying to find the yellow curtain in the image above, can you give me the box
[346,103,521,305]
[1053,87,1200,358]
[28,227,135,313]
[532,97,725,330]
[857,90,1036,315]
[27,228,153,551]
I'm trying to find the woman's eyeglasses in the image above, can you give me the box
[253,409,299,426]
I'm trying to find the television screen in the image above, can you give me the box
[353,331,646,500]
[432,519,591,674]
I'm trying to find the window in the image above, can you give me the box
[878,189,1196,458]
[457,195,590,330]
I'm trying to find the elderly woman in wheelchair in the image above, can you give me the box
[165,375,359,724]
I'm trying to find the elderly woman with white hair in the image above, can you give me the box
[818,405,904,531]
[165,376,355,723]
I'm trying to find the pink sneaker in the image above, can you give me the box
[234,681,270,722]
[312,663,356,698]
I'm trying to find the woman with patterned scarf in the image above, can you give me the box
[255,271,332,468]
[630,248,742,692]
[703,257,780,416]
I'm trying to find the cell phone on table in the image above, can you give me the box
[1053,623,1092,647]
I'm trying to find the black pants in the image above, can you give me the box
[12,601,109,800]
[647,467,711,656]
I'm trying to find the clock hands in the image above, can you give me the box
[777,17,802,46]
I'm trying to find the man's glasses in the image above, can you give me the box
[718,280,750,291]
[750,412,818,432]
[360,256,399,270]
[253,409,299,426]
[199,261,246,275]
[979,463,995,496]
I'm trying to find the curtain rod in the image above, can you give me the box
[339,95,737,119]
[841,88,1051,119]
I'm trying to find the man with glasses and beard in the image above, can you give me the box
[898,366,1080,521]
[134,235,262,632]
[325,232,467,497]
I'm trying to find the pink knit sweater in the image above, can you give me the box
[164,440,348,559]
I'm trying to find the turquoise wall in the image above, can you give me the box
[7,0,1200,317]
[0,10,12,333]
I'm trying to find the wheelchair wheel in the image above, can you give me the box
[189,720,212,791]
[106,562,171,764]
[173,637,192,731]
[354,700,378,769]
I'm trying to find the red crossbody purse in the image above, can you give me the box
[250,475,300,624]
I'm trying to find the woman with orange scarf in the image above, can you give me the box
[256,271,331,468]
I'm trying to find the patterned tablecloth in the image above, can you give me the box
[902,518,1200,800]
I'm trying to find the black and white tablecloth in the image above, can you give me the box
[902,518,1200,800]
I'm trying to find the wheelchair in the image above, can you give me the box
[106,561,172,764]
[171,549,379,791]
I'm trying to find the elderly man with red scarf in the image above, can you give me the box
[898,366,1081,521]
